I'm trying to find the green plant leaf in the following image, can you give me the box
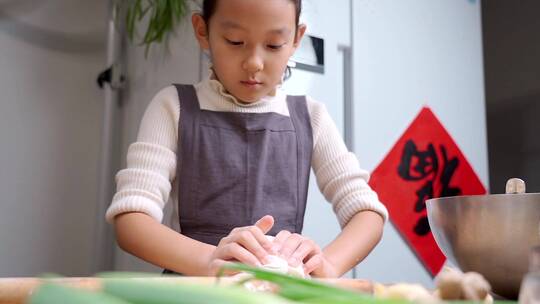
[120,0,189,58]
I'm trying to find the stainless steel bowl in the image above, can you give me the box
[426,191,540,299]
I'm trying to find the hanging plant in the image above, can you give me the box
[115,0,193,57]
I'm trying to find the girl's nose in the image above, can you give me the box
[242,52,264,73]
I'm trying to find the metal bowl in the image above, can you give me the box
[426,192,540,299]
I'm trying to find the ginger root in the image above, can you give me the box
[435,267,491,302]
[372,267,492,303]
[374,283,437,303]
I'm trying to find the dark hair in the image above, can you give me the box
[202,0,302,30]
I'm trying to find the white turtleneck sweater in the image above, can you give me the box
[105,75,388,229]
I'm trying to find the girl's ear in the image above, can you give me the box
[192,13,210,50]
[292,24,307,49]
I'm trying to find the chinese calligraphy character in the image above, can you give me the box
[397,139,462,236]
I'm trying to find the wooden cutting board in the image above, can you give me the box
[0,276,373,304]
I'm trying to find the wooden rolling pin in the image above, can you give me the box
[0,276,373,304]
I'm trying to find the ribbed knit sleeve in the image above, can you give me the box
[306,97,388,227]
[105,86,179,223]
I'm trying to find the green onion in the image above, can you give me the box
[29,283,129,304]
[28,266,426,304]
[102,279,293,304]
[221,263,408,304]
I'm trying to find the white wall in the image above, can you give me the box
[0,0,108,276]
[352,0,488,286]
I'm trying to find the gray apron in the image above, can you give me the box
[164,84,312,274]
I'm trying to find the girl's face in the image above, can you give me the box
[193,0,306,103]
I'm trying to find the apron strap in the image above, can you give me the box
[174,84,200,224]
[286,95,313,233]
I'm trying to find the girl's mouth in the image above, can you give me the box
[241,80,262,86]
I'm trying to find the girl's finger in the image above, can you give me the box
[227,224,273,253]
[246,225,274,253]
[230,229,270,264]
[218,242,262,267]
[278,233,303,260]
[272,230,291,253]
[288,238,320,267]
[254,215,274,234]
[303,253,323,275]
[217,235,233,246]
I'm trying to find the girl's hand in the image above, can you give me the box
[206,215,275,276]
[272,230,339,278]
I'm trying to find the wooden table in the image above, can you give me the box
[0,276,373,304]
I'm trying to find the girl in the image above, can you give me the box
[106,0,388,278]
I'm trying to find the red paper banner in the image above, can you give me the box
[369,107,486,275]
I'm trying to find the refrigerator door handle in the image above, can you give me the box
[338,45,354,152]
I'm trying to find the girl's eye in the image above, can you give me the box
[267,44,284,50]
[225,39,243,46]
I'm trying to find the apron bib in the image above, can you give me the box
[164,84,312,274]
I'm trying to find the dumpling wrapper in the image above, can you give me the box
[232,235,308,291]
[261,235,306,277]
[261,254,306,277]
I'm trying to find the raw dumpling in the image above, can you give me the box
[261,236,306,278]
[233,235,307,292]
